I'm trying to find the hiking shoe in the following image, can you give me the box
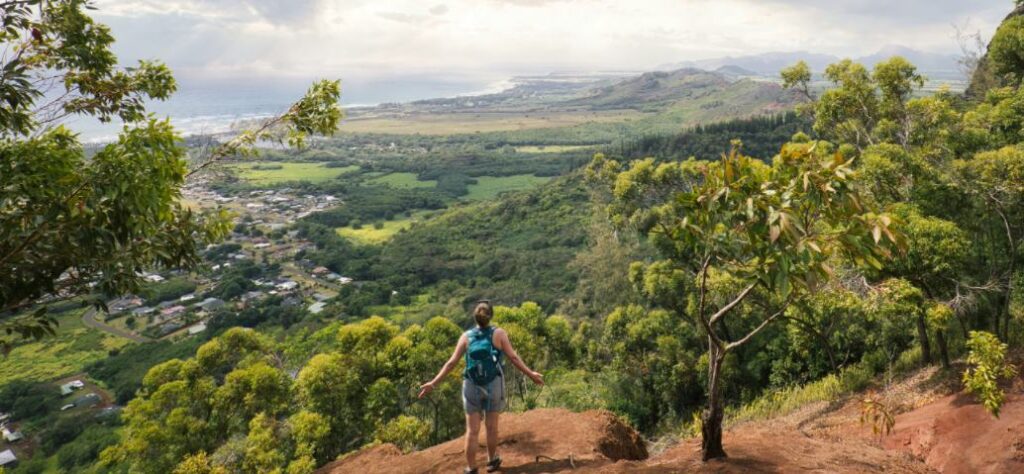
[486,456,502,473]
[463,469,478,474]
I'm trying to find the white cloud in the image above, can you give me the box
[93,0,1012,81]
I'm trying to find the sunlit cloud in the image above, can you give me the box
[93,0,1011,81]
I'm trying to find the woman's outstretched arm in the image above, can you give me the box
[418,333,468,398]
[495,328,544,385]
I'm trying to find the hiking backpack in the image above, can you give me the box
[464,326,502,386]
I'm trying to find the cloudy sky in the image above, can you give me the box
[94,0,1013,83]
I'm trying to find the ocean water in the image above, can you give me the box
[63,75,504,143]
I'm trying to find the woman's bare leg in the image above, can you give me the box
[465,412,482,470]
[485,411,500,461]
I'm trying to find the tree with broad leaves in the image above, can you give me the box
[588,139,899,460]
[952,146,1024,341]
[0,0,342,353]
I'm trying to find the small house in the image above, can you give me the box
[143,272,164,284]
[71,393,101,408]
[108,295,143,314]
[198,298,225,312]
[276,281,299,291]
[308,302,327,315]
[2,427,24,443]
[0,449,17,468]
[161,321,184,333]
[160,305,186,318]
[241,291,264,303]
[187,322,208,335]
[59,379,85,396]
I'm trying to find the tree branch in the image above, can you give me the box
[184,110,292,179]
[708,282,757,326]
[0,1,37,9]
[726,299,791,352]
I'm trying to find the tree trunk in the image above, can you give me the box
[998,211,1016,343]
[701,342,727,461]
[935,329,950,369]
[433,403,440,443]
[994,293,1004,340]
[1004,275,1015,343]
[644,372,658,431]
[916,313,932,365]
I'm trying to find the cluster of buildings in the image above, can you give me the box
[106,292,226,338]
[95,182,359,340]
[183,186,339,226]
[310,266,353,284]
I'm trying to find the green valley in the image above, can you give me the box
[5,2,1024,474]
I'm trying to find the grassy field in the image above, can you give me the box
[515,145,596,153]
[335,211,433,245]
[465,175,553,201]
[367,172,438,189]
[340,110,644,135]
[0,309,132,384]
[230,162,359,184]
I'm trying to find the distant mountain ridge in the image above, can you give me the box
[659,45,962,79]
[565,68,732,109]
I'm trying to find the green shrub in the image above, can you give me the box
[963,331,1017,417]
[373,415,430,453]
[55,425,120,471]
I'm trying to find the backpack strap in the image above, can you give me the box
[483,326,503,377]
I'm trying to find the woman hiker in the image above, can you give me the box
[418,301,545,474]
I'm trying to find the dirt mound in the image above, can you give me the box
[318,408,647,474]
[882,393,1024,473]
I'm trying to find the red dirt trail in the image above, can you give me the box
[321,368,1024,474]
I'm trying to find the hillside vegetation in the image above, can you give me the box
[341,68,797,138]
[6,2,1024,474]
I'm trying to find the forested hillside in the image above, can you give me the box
[4,1,1024,473]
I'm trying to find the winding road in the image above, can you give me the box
[81,308,152,343]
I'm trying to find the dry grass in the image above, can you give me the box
[339,110,644,135]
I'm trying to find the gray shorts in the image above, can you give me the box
[462,377,505,413]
